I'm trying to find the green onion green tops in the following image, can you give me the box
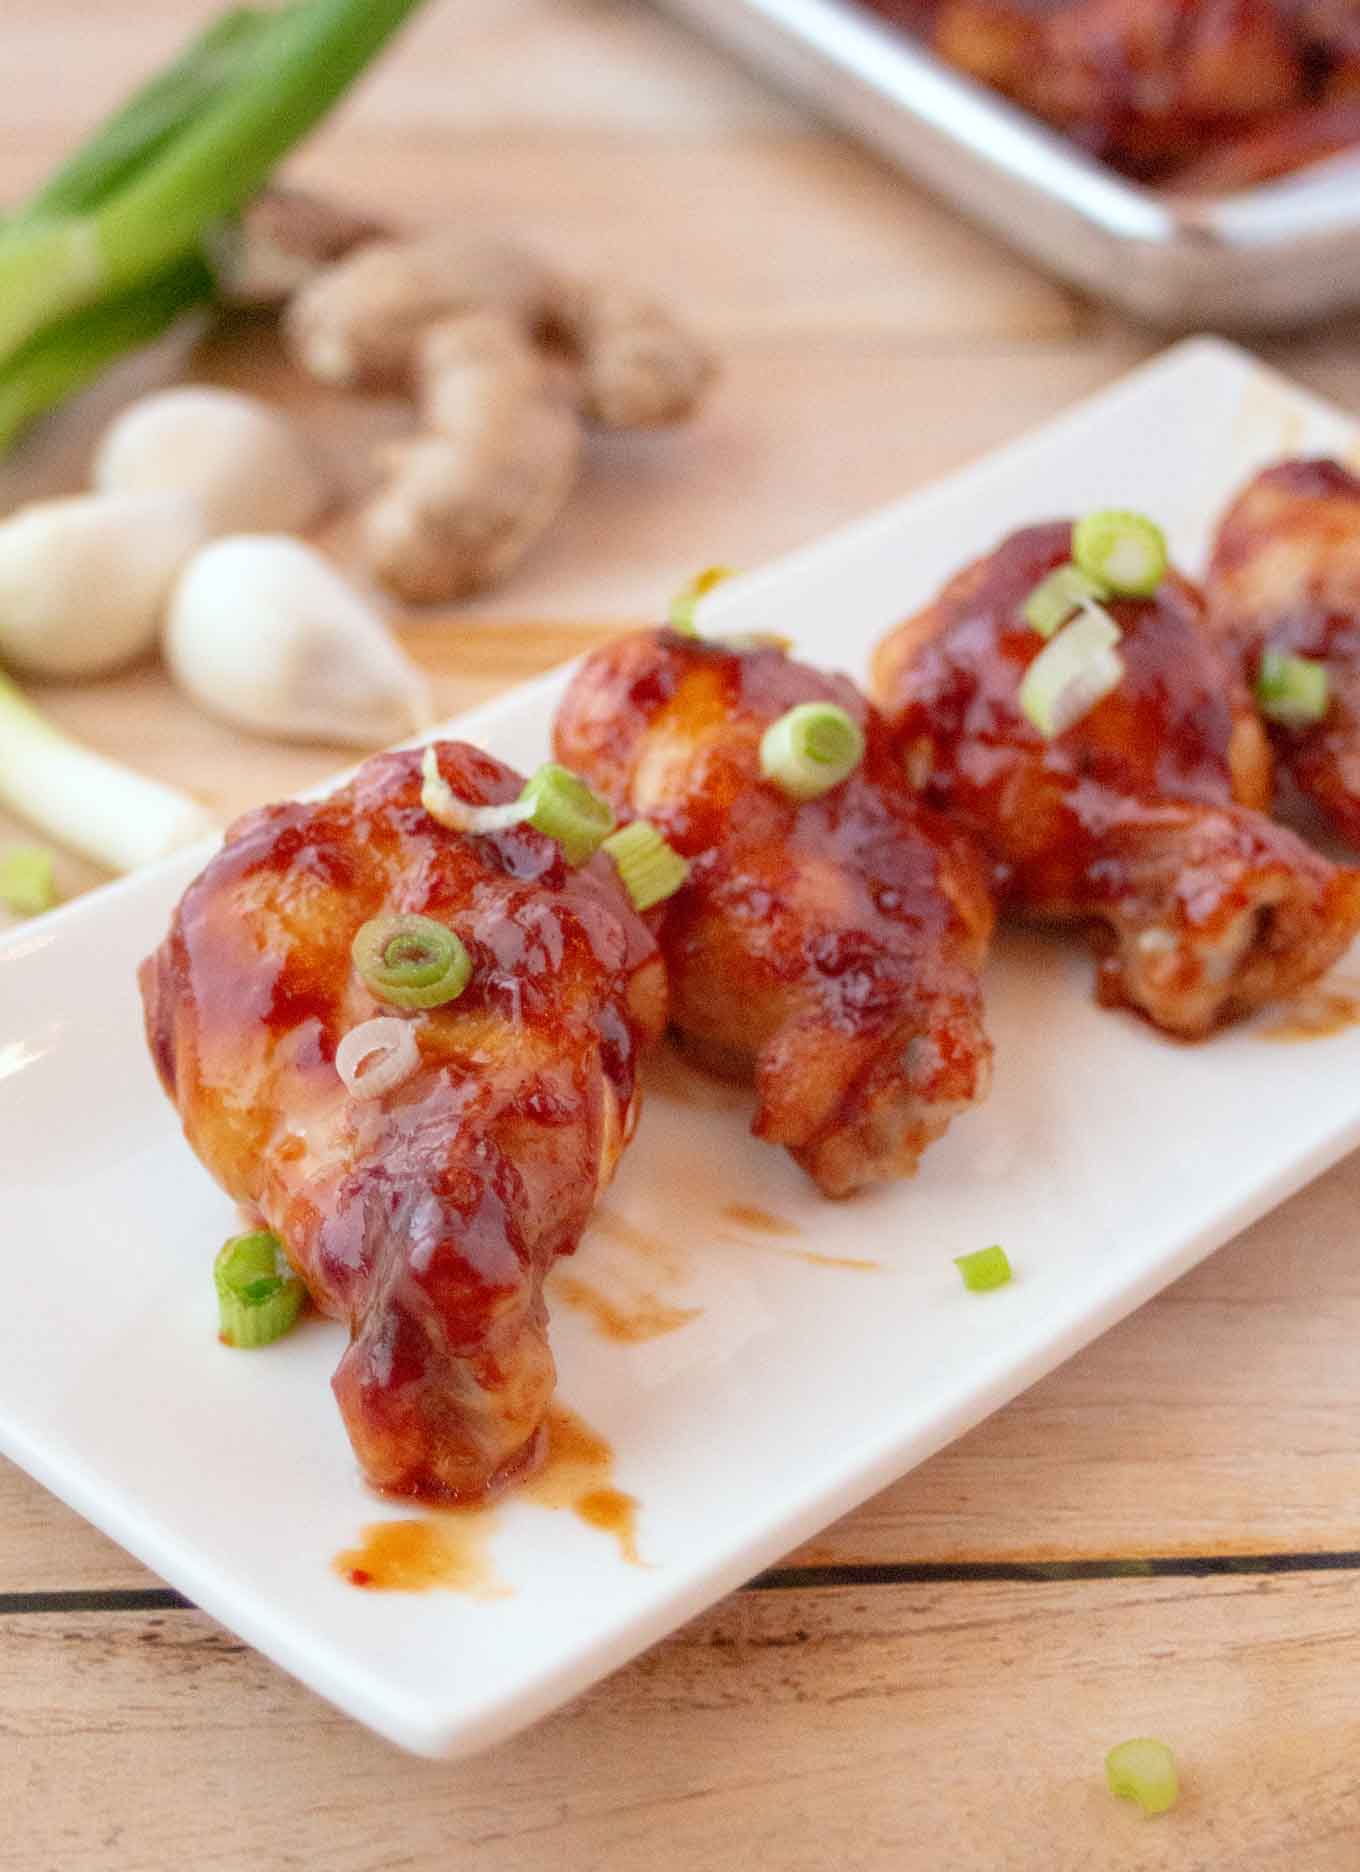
[953,1245,1013,1293]
[1105,1738,1179,1816]
[352,913,472,1011]
[1256,649,1330,727]
[517,763,615,865]
[759,702,865,800]
[1022,563,1110,639]
[1072,509,1168,598]
[1019,606,1124,740]
[214,1230,305,1349]
[0,843,57,916]
[669,564,734,635]
[603,820,690,912]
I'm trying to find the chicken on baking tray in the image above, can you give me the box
[871,509,1360,1037]
[1206,458,1360,851]
[140,740,667,1503]
[553,625,995,1198]
[859,0,1360,187]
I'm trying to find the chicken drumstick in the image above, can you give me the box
[554,630,994,1198]
[141,741,667,1502]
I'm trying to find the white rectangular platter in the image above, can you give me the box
[3,336,1358,1757]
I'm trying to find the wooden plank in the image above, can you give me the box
[6,1138,1360,1593]
[4,1571,1360,1868]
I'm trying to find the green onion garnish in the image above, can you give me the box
[352,913,472,1010]
[1072,510,1168,597]
[953,1245,1012,1292]
[1022,563,1110,639]
[517,762,615,865]
[1018,607,1124,739]
[1105,1738,1179,1816]
[759,702,865,801]
[668,565,734,635]
[1256,649,1330,727]
[214,1229,305,1349]
[0,843,57,916]
[602,820,690,912]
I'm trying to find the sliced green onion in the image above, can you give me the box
[214,1229,305,1349]
[0,844,57,916]
[953,1245,1012,1292]
[1018,607,1124,740]
[421,745,532,836]
[1105,1738,1179,1816]
[1022,562,1110,639]
[352,912,472,1010]
[0,666,214,872]
[1256,649,1330,727]
[517,762,614,865]
[0,0,428,374]
[602,820,689,912]
[759,702,865,801]
[668,564,734,635]
[1072,509,1168,597]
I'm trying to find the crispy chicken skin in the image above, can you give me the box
[554,630,994,1198]
[1207,458,1360,849]
[871,522,1360,1037]
[862,0,1360,185]
[140,742,666,1503]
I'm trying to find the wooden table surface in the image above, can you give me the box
[7,3,1360,1866]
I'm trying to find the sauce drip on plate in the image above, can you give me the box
[334,1402,642,1590]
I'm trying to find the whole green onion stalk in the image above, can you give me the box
[0,0,427,449]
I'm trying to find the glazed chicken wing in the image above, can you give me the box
[1207,459,1360,849]
[554,630,994,1198]
[140,742,666,1502]
[872,522,1360,1036]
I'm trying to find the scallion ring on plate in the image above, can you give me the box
[668,564,734,635]
[1018,606,1124,739]
[953,1245,1013,1292]
[1022,562,1110,639]
[1256,649,1329,726]
[214,1230,306,1349]
[1072,509,1168,597]
[352,914,472,1011]
[759,701,864,800]
[517,762,615,865]
[602,820,690,912]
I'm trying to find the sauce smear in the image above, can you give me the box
[721,1202,800,1236]
[555,1272,700,1344]
[523,1404,643,1564]
[334,1513,505,1597]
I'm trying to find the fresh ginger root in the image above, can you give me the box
[553,277,715,429]
[284,227,715,602]
[285,232,565,390]
[360,313,582,603]
[209,187,389,309]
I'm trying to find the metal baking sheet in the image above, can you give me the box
[651,0,1360,329]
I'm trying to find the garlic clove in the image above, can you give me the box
[164,534,433,749]
[92,386,333,537]
[0,491,206,680]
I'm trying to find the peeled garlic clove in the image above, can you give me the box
[164,535,433,749]
[92,386,333,537]
[0,491,206,679]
